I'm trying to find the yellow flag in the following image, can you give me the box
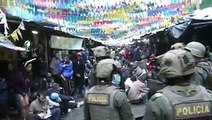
[11,32,19,41]
[17,29,23,39]
[6,0,13,6]
[134,0,141,5]
[103,26,115,34]
[108,7,129,19]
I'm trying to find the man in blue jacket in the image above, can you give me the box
[59,55,73,95]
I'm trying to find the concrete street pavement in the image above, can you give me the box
[63,107,84,120]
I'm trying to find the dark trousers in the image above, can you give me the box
[0,91,9,112]
[60,101,77,114]
[61,79,75,95]
[74,76,85,96]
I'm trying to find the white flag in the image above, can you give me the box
[19,21,26,30]
[0,9,6,24]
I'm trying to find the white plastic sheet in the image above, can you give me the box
[0,40,26,51]
[50,35,83,50]
[189,7,212,20]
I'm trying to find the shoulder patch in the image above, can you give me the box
[150,93,163,101]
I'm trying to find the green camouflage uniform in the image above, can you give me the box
[84,85,133,120]
[144,49,212,120]
[143,85,212,120]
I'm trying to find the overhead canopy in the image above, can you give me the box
[167,7,212,40]
[166,7,212,48]
[0,39,26,51]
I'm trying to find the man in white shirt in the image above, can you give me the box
[29,90,61,120]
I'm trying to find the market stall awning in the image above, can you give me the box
[0,38,26,51]
[167,7,212,40]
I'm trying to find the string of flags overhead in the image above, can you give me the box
[0,9,25,41]
[2,0,198,41]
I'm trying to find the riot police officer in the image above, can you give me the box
[185,41,212,90]
[143,49,212,120]
[89,46,111,88]
[84,59,133,120]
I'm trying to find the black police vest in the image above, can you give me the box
[160,86,212,120]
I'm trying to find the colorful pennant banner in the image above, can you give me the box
[0,20,25,41]
[2,0,197,41]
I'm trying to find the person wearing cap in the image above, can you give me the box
[50,93,61,102]
[185,41,212,90]
[47,83,80,114]
[84,59,133,120]
[48,93,61,108]
[143,49,212,120]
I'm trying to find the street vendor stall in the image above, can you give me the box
[167,7,212,47]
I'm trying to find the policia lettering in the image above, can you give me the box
[174,101,212,119]
[87,93,110,105]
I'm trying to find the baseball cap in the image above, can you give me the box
[50,93,62,102]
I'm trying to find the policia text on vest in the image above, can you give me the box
[174,101,212,119]
[87,93,110,105]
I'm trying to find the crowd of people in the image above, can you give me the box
[1,39,212,120]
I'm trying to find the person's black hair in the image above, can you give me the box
[37,90,47,97]
[53,51,59,57]
[130,75,137,82]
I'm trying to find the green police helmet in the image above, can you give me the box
[96,59,121,79]
[92,46,110,58]
[158,49,195,78]
[185,41,206,58]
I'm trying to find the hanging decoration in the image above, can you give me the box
[2,0,197,41]
[0,9,9,35]
[0,20,25,41]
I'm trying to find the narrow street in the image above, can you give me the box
[63,107,83,120]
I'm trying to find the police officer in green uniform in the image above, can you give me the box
[185,41,212,90]
[84,59,133,120]
[89,46,111,88]
[143,49,212,120]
